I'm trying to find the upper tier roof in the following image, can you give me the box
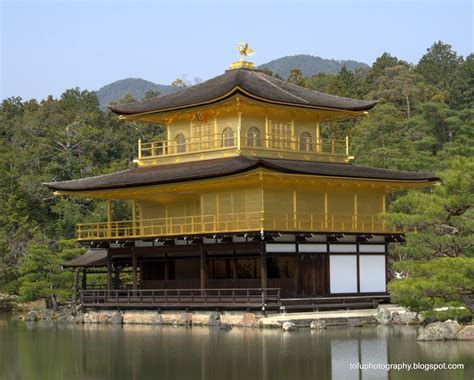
[108,68,378,116]
[44,156,439,192]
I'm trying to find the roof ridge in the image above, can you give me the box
[251,71,310,104]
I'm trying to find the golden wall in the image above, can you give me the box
[135,176,385,234]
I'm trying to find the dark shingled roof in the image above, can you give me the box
[63,249,107,268]
[108,68,378,115]
[44,156,439,192]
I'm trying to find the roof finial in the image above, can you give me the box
[238,42,255,62]
[229,42,256,70]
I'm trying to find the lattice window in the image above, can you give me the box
[192,122,213,150]
[271,122,291,149]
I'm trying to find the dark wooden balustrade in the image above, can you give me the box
[80,288,281,310]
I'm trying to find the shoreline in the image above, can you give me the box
[15,304,417,329]
[12,303,473,340]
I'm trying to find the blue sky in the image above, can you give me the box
[1,0,472,100]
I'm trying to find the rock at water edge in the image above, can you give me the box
[282,322,297,331]
[310,320,326,330]
[456,325,474,341]
[376,307,393,325]
[417,320,462,341]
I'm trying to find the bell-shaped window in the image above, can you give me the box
[175,134,186,153]
[246,127,261,148]
[299,131,313,152]
[222,127,234,147]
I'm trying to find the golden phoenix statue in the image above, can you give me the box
[238,42,255,61]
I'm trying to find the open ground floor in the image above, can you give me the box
[65,233,399,311]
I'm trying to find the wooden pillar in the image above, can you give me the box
[264,110,269,148]
[200,245,207,290]
[324,189,328,230]
[292,190,297,229]
[164,254,169,289]
[232,253,237,288]
[354,192,358,232]
[114,265,120,290]
[132,199,137,237]
[261,244,267,290]
[81,268,87,290]
[132,249,138,291]
[107,259,113,291]
[345,135,350,157]
[315,119,321,153]
[107,199,112,238]
[237,111,242,151]
[72,268,80,309]
[295,243,301,295]
[261,243,267,314]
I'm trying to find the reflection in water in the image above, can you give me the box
[0,314,472,380]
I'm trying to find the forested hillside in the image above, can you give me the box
[258,54,368,78]
[96,78,176,110]
[0,42,472,317]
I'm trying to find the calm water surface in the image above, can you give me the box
[0,313,472,380]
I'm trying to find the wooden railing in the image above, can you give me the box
[80,288,281,309]
[137,131,350,164]
[76,211,414,241]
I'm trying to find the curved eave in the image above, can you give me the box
[108,86,377,121]
[43,159,440,196]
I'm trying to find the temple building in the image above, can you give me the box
[45,47,438,311]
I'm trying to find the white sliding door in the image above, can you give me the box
[359,255,386,292]
[329,255,357,293]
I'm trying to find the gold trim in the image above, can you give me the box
[228,61,256,70]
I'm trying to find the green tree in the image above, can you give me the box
[416,41,463,91]
[287,68,308,87]
[259,68,283,80]
[366,52,408,85]
[327,66,365,98]
[369,65,441,119]
[112,93,137,105]
[388,257,474,313]
[350,103,438,171]
[306,72,335,93]
[18,240,85,303]
[386,157,474,261]
[405,102,473,155]
[448,53,474,109]
[143,90,160,100]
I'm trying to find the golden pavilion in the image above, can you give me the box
[45,46,438,311]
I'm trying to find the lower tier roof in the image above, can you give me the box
[44,156,439,192]
[63,249,107,268]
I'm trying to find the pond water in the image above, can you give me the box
[0,313,472,380]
